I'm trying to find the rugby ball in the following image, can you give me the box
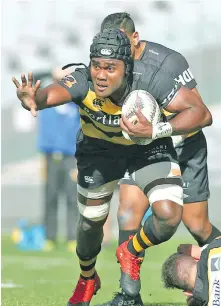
[122,90,161,145]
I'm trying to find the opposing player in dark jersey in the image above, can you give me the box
[13,29,211,306]
[100,12,221,305]
[162,237,221,306]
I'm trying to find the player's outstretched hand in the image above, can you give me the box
[12,72,41,117]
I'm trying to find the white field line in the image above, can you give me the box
[1,282,23,288]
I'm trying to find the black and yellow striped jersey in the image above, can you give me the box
[59,61,180,146]
[193,236,221,306]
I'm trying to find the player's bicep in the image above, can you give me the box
[165,86,204,113]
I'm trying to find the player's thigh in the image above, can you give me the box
[76,140,127,219]
[119,177,149,217]
[77,153,126,192]
[128,138,183,208]
[76,135,127,191]
[119,172,151,227]
[119,183,149,229]
[177,131,210,204]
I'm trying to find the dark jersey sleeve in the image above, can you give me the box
[193,249,208,304]
[162,52,197,89]
[58,68,89,105]
[193,237,221,306]
[146,68,181,109]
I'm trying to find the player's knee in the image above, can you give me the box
[76,215,104,260]
[78,215,106,235]
[154,200,183,227]
[149,184,183,228]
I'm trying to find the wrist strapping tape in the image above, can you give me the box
[152,122,173,139]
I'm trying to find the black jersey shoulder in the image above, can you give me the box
[132,60,180,108]
[140,41,187,67]
[140,41,175,67]
[140,41,197,89]
[193,249,209,305]
[58,67,92,104]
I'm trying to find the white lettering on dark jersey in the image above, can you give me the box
[84,176,94,183]
[174,68,194,86]
[162,82,180,106]
[149,49,159,56]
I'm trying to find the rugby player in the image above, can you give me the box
[13,28,212,306]
[99,12,221,304]
[162,237,221,306]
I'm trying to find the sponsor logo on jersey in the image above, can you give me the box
[84,176,94,183]
[147,144,169,155]
[83,106,120,126]
[93,98,104,109]
[208,249,221,306]
[211,279,220,306]
[149,49,159,56]
[211,257,221,272]
[174,68,194,86]
[62,75,77,88]
[123,171,131,180]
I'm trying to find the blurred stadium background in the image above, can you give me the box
[2,0,221,237]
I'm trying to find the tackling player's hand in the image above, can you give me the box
[186,295,196,306]
[184,292,202,306]
[12,72,41,117]
[177,244,201,260]
[120,110,153,138]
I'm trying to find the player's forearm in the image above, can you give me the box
[35,88,49,110]
[169,106,212,135]
[35,84,71,110]
[152,106,212,140]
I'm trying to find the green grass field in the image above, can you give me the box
[2,234,195,306]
